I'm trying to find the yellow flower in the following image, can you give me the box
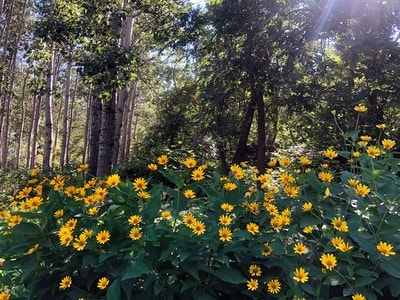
[192,220,206,235]
[318,171,334,182]
[248,264,262,277]
[184,189,196,199]
[129,227,142,240]
[270,216,283,231]
[64,186,76,196]
[59,276,72,290]
[354,183,370,197]
[352,151,360,158]
[65,218,78,229]
[323,149,338,160]
[97,277,109,290]
[247,278,259,291]
[357,140,368,147]
[283,185,300,197]
[157,155,168,165]
[248,202,260,215]
[337,241,353,252]
[299,156,312,165]
[354,104,368,113]
[31,167,41,176]
[303,226,314,234]
[320,253,337,270]
[348,178,359,186]
[148,163,158,171]
[376,124,386,129]
[133,177,148,191]
[293,242,307,255]
[331,236,345,248]
[262,242,273,256]
[293,267,309,283]
[376,241,396,256]
[88,207,99,215]
[219,227,232,242]
[84,178,97,188]
[268,158,277,167]
[230,164,244,180]
[331,216,347,231]
[161,210,171,219]
[76,163,89,173]
[352,293,366,300]
[16,186,32,199]
[302,202,312,212]
[359,135,372,142]
[96,230,111,244]
[279,172,296,186]
[27,243,39,254]
[183,213,196,228]
[382,139,396,150]
[221,203,234,212]
[8,215,22,227]
[181,157,197,168]
[73,233,88,251]
[320,163,329,169]
[366,146,381,158]
[191,167,205,181]
[0,292,10,300]
[137,191,151,199]
[128,215,143,226]
[223,182,237,191]
[94,187,108,201]
[324,187,330,198]
[106,174,120,187]
[246,222,259,235]
[218,214,232,226]
[279,157,290,168]
[267,279,281,294]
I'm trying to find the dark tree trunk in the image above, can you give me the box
[88,92,102,176]
[255,84,266,173]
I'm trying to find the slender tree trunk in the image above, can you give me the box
[60,53,73,169]
[16,72,29,168]
[255,84,266,173]
[43,46,55,169]
[29,95,42,168]
[215,101,229,174]
[125,83,138,158]
[88,91,102,176]
[97,93,116,177]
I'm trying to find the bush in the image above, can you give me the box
[0,105,399,300]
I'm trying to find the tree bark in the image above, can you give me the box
[88,91,102,176]
[255,84,266,173]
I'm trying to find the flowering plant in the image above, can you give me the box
[0,106,399,300]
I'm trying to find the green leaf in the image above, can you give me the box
[12,222,42,235]
[354,276,377,287]
[20,255,38,283]
[181,262,200,281]
[121,261,150,280]
[216,266,246,284]
[380,257,400,279]
[181,277,198,293]
[106,279,121,300]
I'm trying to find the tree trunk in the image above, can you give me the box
[60,53,73,169]
[255,84,266,173]
[97,94,116,177]
[88,91,102,176]
[43,46,55,169]
[28,95,42,168]
[16,72,29,168]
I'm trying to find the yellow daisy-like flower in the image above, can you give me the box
[248,202,260,215]
[359,135,372,142]
[53,209,64,218]
[331,216,346,231]
[148,163,158,171]
[65,218,78,229]
[303,226,314,234]
[16,186,32,199]
[302,202,312,212]
[129,227,142,240]
[161,210,172,219]
[293,267,309,283]
[133,177,148,191]
[337,241,353,252]
[184,189,196,199]
[97,277,109,290]
[354,183,370,197]
[183,213,196,228]
[219,214,232,226]
[230,164,245,180]
[247,278,259,291]
[76,163,89,173]
[348,178,359,186]
[283,185,300,197]
[376,123,386,129]
[157,155,168,165]
[191,167,205,181]
[352,293,366,300]
[137,191,151,199]
[8,215,22,228]
[299,156,312,165]
[320,253,337,270]
[279,172,296,186]
[323,149,338,160]
[318,171,334,182]
[31,167,41,176]
[181,157,197,168]
[262,242,273,256]
[128,215,143,226]
[357,140,368,147]
[366,146,381,158]
[106,174,120,187]
[376,241,396,256]
[293,242,307,255]
[279,157,290,168]
[221,203,234,212]
[248,264,262,277]
[331,236,345,248]
[84,178,97,188]
[0,292,10,300]
[354,104,368,113]
[64,186,76,197]
[96,230,111,244]
[382,139,396,150]
[223,182,237,191]
[219,227,232,242]
[59,275,72,290]
[246,222,259,235]
[73,233,88,251]
[88,207,99,215]
[267,279,281,294]
[268,158,278,167]
[27,243,39,254]
[270,216,283,231]
[94,187,108,201]
[352,151,360,158]
[192,220,206,235]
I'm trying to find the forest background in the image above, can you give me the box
[1,0,400,188]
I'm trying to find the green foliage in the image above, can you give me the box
[1,114,400,300]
